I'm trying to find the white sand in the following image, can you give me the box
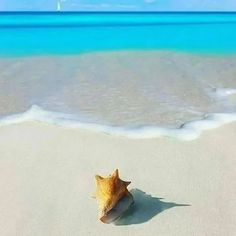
[0,122,235,235]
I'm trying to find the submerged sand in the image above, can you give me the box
[0,122,235,235]
[1,51,236,128]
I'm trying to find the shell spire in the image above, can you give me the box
[94,169,134,223]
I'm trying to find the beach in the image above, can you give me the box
[0,121,235,235]
[0,12,236,236]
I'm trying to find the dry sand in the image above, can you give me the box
[0,122,235,235]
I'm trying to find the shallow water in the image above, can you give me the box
[1,12,236,55]
[1,51,236,127]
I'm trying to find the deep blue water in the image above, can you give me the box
[0,12,236,56]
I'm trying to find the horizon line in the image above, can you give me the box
[0,11,236,14]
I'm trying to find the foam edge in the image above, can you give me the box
[0,105,236,141]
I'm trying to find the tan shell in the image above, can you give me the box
[94,169,133,223]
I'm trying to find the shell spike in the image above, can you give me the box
[112,169,119,178]
[124,181,131,187]
[95,175,103,182]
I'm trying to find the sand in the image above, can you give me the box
[0,122,235,235]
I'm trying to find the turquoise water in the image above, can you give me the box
[0,12,236,56]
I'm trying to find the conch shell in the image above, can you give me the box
[94,169,134,223]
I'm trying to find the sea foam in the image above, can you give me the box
[214,88,236,98]
[1,105,236,141]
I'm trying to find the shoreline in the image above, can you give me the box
[1,105,236,140]
[1,50,236,131]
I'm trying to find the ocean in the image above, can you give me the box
[0,12,236,140]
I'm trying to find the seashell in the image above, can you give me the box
[94,169,134,223]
